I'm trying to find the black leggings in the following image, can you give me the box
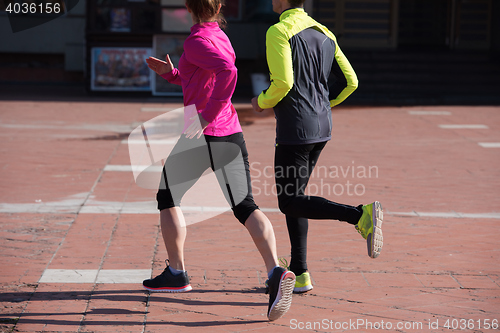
[157,132,258,225]
[274,142,363,275]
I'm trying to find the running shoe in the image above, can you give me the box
[293,271,313,293]
[267,266,295,321]
[265,258,312,294]
[264,257,289,294]
[355,201,383,258]
[143,260,192,293]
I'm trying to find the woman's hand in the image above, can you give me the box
[185,114,209,139]
[146,55,174,76]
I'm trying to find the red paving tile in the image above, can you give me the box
[99,214,158,270]
[15,283,93,332]
[415,274,461,289]
[1,101,500,332]
[80,284,147,333]
[452,275,500,289]
[48,214,118,269]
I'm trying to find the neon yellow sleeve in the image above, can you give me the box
[258,26,294,109]
[330,47,358,107]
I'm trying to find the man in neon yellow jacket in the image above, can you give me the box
[252,0,383,294]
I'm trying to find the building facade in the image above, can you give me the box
[0,0,498,102]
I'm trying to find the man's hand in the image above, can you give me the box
[251,97,264,113]
[146,55,174,76]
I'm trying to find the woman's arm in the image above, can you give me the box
[183,36,237,123]
[146,55,182,86]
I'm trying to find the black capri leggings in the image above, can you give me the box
[157,132,258,225]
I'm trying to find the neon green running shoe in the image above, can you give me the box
[265,258,313,294]
[355,201,383,258]
[294,271,313,293]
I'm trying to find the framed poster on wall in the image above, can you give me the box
[152,35,187,96]
[91,47,152,91]
[109,8,131,32]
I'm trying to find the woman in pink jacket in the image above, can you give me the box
[143,0,294,321]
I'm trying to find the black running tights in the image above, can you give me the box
[274,141,363,275]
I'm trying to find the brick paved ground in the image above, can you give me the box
[0,97,499,332]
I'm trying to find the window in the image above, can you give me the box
[88,0,161,33]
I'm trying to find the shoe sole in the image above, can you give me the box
[268,271,295,321]
[368,201,383,258]
[293,285,313,293]
[266,282,314,294]
[143,285,192,293]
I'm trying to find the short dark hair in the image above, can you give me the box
[289,0,306,7]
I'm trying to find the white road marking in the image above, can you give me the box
[141,107,182,112]
[96,270,152,283]
[79,201,236,215]
[459,212,500,219]
[478,142,500,148]
[0,123,135,133]
[439,124,488,129]
[39,269,98,283]
[103,165,163,173]
[123,139,176,145]
[1,198,498,219]
[0,193,88,214]
[386,211,500,219]
[409,111,451,115]
[79,200,158,214]
[414,211,461,218]
[39,269,151,283]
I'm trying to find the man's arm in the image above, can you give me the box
[329,47,358,107]
[257,26,294,109]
